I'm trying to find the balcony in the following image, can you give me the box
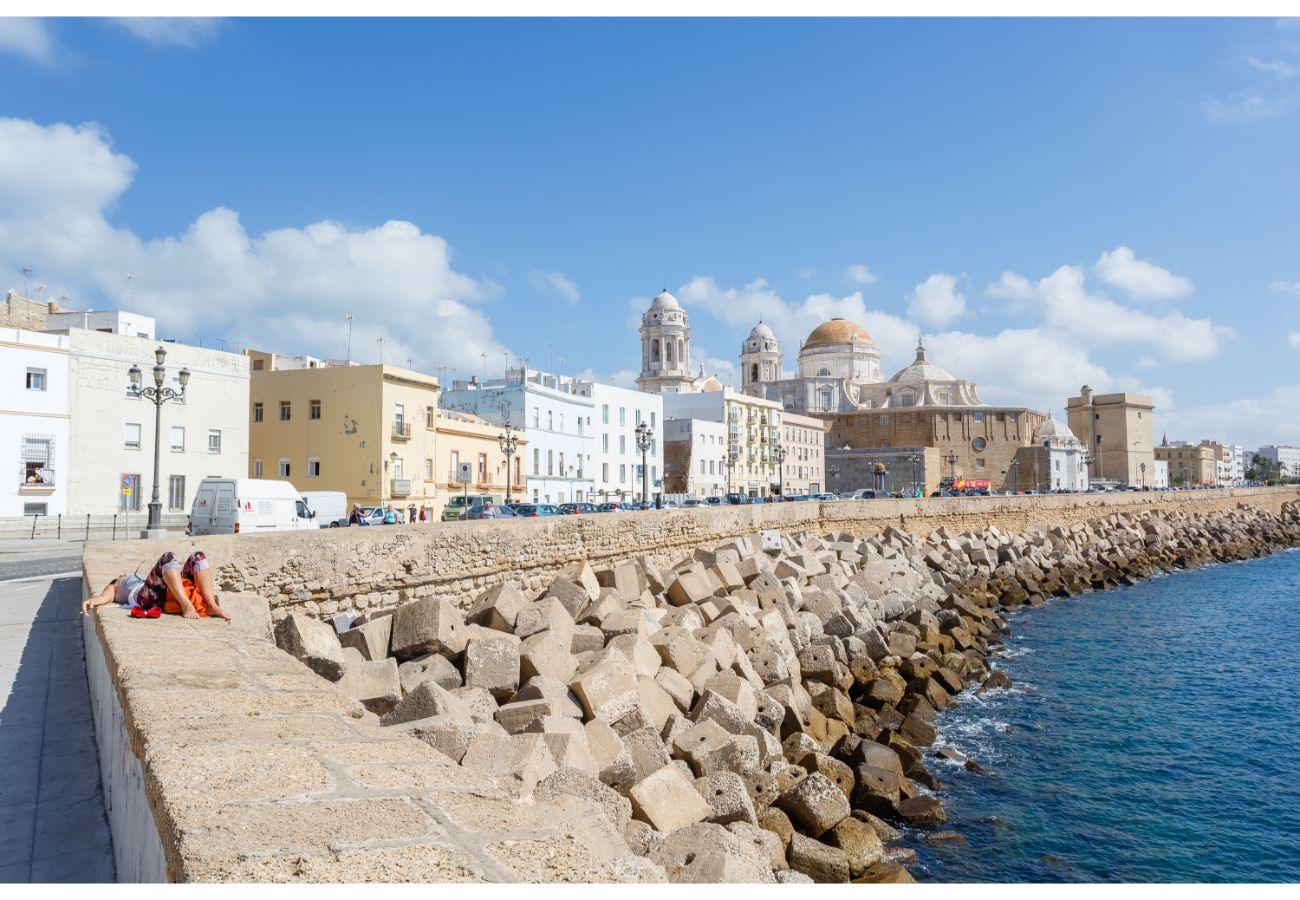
[392,422,412,440]
[20,471,56,494]
[390,478,412,497]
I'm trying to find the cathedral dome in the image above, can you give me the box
[1034,415,1078,443]
[747,321,776,341]
[699,374,724,392]
[649,290,681,311]
[803,318,874,349]
[888,336,954,383]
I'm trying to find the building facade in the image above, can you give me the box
[1,290,68,331]
[780,412,827,496]
[1013,416,1090,492]
[2,327,71,519]
[570,379,664,503]
[247,351,439,516]
[662,388,783,497]
[1254,445,1300,478]
[441,369,597,504]
[432,410,527,517]
[68,325,249,518]
[1155,441,1217,486]
[1066,386,1155,488]
[662,418,728,499]
[825,447,936,496]
[637,290,699,394]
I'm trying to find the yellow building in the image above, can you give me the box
[1155,442,1217,486]
[662,387,783,497]
[247,350,441,517]
[431,410,527,518]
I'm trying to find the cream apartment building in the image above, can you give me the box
[432,409,527,517]
[247,351,441,516]
[663,387,783,497]
[780,411,827,496]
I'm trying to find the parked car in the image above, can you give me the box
[680,498,702,508]
[511,503,562,517]
[704,496,722,506]
[442,494,501,522]
[810,492,837,501]
[724,492,749,505]
[558,502,599,515]
[461,502,519,520]
[596,502,623,513]
[300,490,349,528]
[851,489,879,500]
[189,478,318,536]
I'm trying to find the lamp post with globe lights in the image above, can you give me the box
[498,426,519,504]
[128,346,190,538]
[635,421,653,507]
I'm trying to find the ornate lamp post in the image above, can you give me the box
[773,443,786,497]
[128,346,190,538]
[908,453,920,495]
[944,451,959,483]
[725,444,739,495]
[1010,457,1020,493]
[497,426,519,504]
[635,421,653,507]
[1140,461,1147,489]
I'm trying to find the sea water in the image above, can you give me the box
[903,547,1300,882]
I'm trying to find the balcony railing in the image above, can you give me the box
[390,478,412,497]
[392,422,412,440]
[20,471,56,493]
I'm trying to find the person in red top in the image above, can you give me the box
[82,550,231,620]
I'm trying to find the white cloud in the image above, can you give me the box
[844,264,877,286]
[1093,246,1193,301]
[991,263,1231,362]
[906,273,966,327]
[0,117,504,374]
[1288,332,1300,349]
[1203,91,1293,122]
[0,17,55,66]
[1270,279,1300,296]
[797,267,818,280]
[1136,356,1159,369]
[1157,383,1300,449]
[529,268,580,304]
[1246,56,1300,79]
[109,18,222,47]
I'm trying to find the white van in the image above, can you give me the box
[189,478,318,535]
[300,491,349,528]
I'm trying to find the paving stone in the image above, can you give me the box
[460,732,557,794]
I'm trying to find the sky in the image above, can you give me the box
[2,16,1299,448]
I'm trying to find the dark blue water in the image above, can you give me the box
[905,548,1300,882]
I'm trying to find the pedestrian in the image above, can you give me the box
[419,507,428,522]
[383,505,398,525]
[82,550,230,621]
[349,505,365,525]
[408,503,417,523]
[481,498,498,519]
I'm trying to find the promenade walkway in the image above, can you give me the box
[0,571,115,882]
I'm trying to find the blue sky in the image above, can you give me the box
[2,16,1298,447]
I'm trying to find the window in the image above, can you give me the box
[394,403,404,429]
[880,415,888,427]
[170,426,185,451]
[601,404,609,424]
[252,358,265,371]
[425,406,435,428]
[533,408,539,428]
[279,458,291,477]
[897,391,915,408]
[21,434,54,485]
[124,423,141,449]
[602,462,609,482]
[393,457,403,479]
[559,414,564,431]
[651,411,656,428]
[424,458,433,481]
[168,475,186,511]
[120,474,141,511]
[619,407,626,426]
[975,458,985,469]
[23,503,47,517]
[972,437,986,451]
[478,453,487,481]
[310,400,321,420]
[208,430,222,453]
[531,448,538,475]
[974,411,985,423]
[602,434,609,453]
[548,410,554,431]
[619,435,626,455]
[817,367,831,377]
[253,458,263,477]
[308,457,320,477]
[635,409,642,426]
[547,450,554,476]
[26,368,46,391]
[253,402,263,423]
[700,459,706,474]
[280,401,291,421]
[559,452,565,476]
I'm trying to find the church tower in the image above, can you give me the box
[740,321,782,396]
[637,289,696,394]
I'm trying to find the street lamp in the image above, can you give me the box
[497,426,519,504]
[1009,457,1020,493]
[725,444,739,495]
[127,346,190,538]
[944,451,959,482]
[908,453,920,495]
[773,443,786,497]
[1140,461,1147,489]
[635,421,653,507]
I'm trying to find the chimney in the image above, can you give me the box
[1080,384,1093,405]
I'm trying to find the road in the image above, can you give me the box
[0,544,115,883]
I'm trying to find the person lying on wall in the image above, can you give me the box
[82,551,231,621]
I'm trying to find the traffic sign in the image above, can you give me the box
[457,462,473,484]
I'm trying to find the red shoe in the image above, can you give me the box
[146,607,162,618]
[129,606,147,618]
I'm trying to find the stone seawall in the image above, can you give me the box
[81,488,1299,624]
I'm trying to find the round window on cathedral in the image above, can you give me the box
[972,437,987,451]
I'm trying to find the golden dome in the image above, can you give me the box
[803,318,874,349]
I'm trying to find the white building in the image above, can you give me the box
[663,418,728,499]
[65,325,250,519]
[569,379,664,503]
[1031,416,1089,492]
[441,369,596,504]
[1,328,71,519]
[45,309,156,338]
[1153,459,1169,489]
[1256,445,1300,478]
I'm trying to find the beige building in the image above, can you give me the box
[1156,441,1217,486]
[1,290,69,331]
[662,387,783,497]
[247,350,441,517]
[1066,386,1154,488]
[780,412,828,496]
[432,409,527,517]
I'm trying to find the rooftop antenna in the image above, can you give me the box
[407,356,413,369]
[378,337,385,365]
[503,351,509,376]
[548,340,554,373]
[345,314,353,364]
[124,273,134,304]
[481,352,487,380]
[435,365,449,383]
[21,267,32,300]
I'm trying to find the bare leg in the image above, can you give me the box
[162,568,200,619]
[192,567,230,620]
